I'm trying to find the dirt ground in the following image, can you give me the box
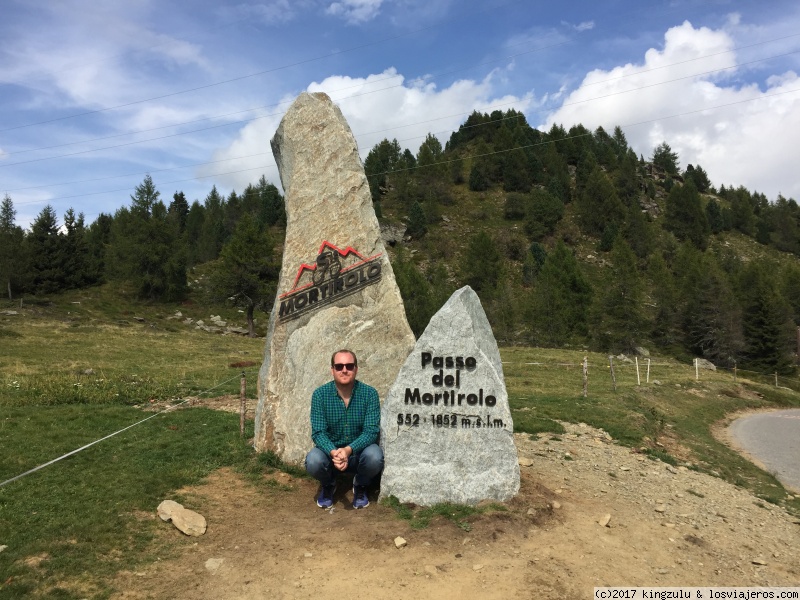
[113,418,800,600]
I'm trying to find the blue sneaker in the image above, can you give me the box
[316,483,336,508]
[352,484,369,509]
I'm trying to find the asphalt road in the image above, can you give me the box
[728,409,800,492]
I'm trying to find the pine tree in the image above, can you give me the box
[168,191,189,232]
[26,205,63,294]
[416,133,445,182]
[738,262,795,374]
[647,253,680,347]
[107,179,187,301]
[407,201,427,239]
[684,255,744,367]
[85,213,112,285]
[614,151,639,208]
[705,200,724,234]
[61,208,92,289]
[461,231,503,300]
[683,164,711,193]
[524,188,564,241]
[651,141,679,175]
[623,203,653,260]
[664,181,710,250]
[522,242,547,286]
[781,263,800,326]
[577,166,625,237]
[185,201,205,266]
[206,214,277,336]
[257,175,285,227]
[529,241,592,345]
[612,126,629,158]
[391,247,435,338]
[575,149,597,195]
[0,195,25,299]
[591,236,646,352]
[197,186,227,262]
[502,148,531,192]
[130,174,160,218]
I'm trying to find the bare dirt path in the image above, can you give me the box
[113,424,800,600]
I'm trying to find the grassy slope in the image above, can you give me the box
[2,278,800,597]
[0,286,268,599]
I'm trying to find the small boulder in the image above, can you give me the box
[205,558,224,573]
[157,500,207,536]
[695,358,716,371]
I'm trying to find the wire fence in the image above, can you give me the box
[501,356,800,396]
[0,370,258,489]
[4,357,797,488]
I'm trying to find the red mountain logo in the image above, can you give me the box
[278,241,383,323]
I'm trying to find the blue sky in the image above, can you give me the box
[1,0,799,229]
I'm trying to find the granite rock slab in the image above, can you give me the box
[380,286,520,505]
[254,92,415,463]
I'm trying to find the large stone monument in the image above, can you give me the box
[254,92,416,463]
[380,286,520,506]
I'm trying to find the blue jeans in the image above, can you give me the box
[305,444,384,487]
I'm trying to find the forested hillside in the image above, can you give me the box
[2,109,799,373]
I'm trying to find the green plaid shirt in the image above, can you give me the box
[310,380,380,456]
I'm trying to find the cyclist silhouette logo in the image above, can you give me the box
[312,248,342,285]
[277,241,384,323]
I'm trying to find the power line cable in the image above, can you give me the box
[0,0,528,134]
[0,39,568,169]
[3,47,795,174]
[5,97,536,193]
[14,85,798,208]
[5,31,796,162]
[8,29,799,196]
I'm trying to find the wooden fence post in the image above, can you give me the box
[694,358,699,381]
[582,356,588,398]
[646,358,651,384]
[775,372,778,387]
[635,357,641,386]
[239,371,246,437]
[609,356,617,392]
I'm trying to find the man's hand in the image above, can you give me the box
[330,447,352,471]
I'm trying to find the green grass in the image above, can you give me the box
[501,346,800,514]
[0,406,257,599]
[380,496,499,531]
[0,287,273,599]
[1,285,265,407]
[2,285,800,597]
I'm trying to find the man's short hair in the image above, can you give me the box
[331,349,358,367]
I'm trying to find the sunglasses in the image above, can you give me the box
[333,363,356,372]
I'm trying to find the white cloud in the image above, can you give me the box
[562,20,594,32]
[542,20,800,200]
[205,68,534,192]
[0,2,210,122]
[219,1,307,25]
[327,0,385,24]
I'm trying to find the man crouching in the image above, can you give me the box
[305,349,383,509]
